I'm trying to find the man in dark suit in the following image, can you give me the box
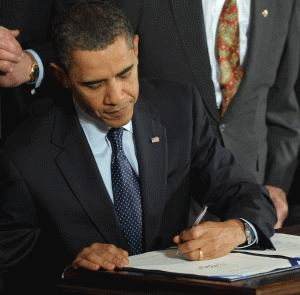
[0,0,76,138]
[0,2,276,293]
[115,0,300,228]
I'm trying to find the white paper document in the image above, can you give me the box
[127,233,300,281]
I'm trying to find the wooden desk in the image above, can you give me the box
[57,225,300,295]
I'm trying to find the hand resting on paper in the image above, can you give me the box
[72,243,129,271]
[173,219,246,260]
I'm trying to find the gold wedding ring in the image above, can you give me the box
[199,249,204,260]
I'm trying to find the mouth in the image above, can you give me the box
[105,103,131,118]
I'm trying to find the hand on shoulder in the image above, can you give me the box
[0,27,34,88]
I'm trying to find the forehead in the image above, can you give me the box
[69,37,134,80]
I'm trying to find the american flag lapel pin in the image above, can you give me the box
[151,136,160,143]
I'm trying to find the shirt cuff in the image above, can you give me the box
[25,49,44,89]
[236,218,258,249]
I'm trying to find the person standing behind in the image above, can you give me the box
[115,0,300,228]
[0,0,76,139]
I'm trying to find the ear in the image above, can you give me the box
[50,62,70,88]
[133,34,139,58]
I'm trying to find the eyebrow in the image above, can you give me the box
[81,64,134,87]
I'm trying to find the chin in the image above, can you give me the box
[106,118,131,129]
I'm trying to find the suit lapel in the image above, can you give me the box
[50,94,170,253]
[169,0,218,120]
[133,98,168,252]
[51,103,128,250]
[215,0,275,118]
[243,0,275,74]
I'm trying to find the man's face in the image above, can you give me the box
[61,35,139,128]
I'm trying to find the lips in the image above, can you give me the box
[105,103,130,118]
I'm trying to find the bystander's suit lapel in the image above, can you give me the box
[170,0,275,121]
[169,0,218,121]
[222,0,275,118]
[51,102,129,251]
[242,0,275,72]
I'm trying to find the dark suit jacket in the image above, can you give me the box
[115,0,300,193]
[286,69,300,210]
[0,80,276,292]
[0,0,76,138]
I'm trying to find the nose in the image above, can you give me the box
[104,81,123,105]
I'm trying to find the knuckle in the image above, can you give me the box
[189,228,199,239]
[106,244,118,253]
[79,247,90,257]
[90,242,101,250]
[0,61,12,72]
[78,243,100,258]
[190,232,198,240]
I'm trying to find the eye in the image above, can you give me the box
[85,81,104,89]
[120,70,131,79]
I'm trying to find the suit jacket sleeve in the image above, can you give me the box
[264,0,300,192]
[0,0,78,138]
[24,0,77,87]
[0,153,41,268]
[188,87,276,248]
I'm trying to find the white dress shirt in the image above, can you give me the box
[202,0,251,108]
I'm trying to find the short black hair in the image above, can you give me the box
[52,0,134,71]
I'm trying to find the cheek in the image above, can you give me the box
[86,96,105,115]
[125,79,139,101]
[74,89,104,114]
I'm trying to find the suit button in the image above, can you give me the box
[219,124,226,132]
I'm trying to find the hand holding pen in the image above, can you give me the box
[173,205,246,261]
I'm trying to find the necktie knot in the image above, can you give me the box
[107,128,124,153]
